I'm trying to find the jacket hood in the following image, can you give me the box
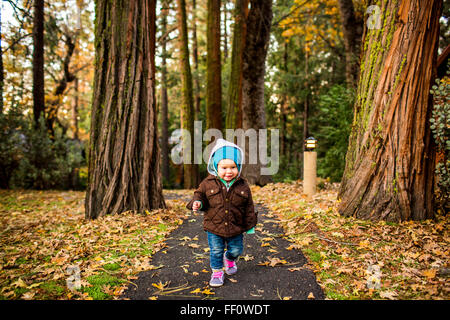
[207,138,244,178]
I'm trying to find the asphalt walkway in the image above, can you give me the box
[121,192,324,300]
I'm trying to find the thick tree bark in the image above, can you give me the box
[192,0,201,118]
[338,0,442,221]
[241,0,273,186]
[337,0,363,88]
[32,0,45,127]
[206,0,222,131]
[160,3,170,185]
[176,0,198,188]
[85,0,165,219]
[226,0,248,130]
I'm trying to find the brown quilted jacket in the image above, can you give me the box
[186,174,258,237]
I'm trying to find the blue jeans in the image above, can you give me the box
[207,232,244,270]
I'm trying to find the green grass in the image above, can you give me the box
[40,281,66,299]
[303,248,321,263]
[82,272,125,300]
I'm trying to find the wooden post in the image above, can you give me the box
[303,151,317,197]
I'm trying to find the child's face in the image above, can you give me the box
[217,159,238,181]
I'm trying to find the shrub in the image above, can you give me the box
[430,63,450,212]
[0,110,85,190]
[314,85,354,182]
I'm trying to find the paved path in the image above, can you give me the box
[121,193,325,300]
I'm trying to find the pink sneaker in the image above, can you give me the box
[223,253,237,275]
[209,270,224,287]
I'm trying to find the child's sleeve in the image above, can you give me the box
[186,181,208,211]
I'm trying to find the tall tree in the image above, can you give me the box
[206,0,222,131]
[176,0,198,188]
[241,0,273,186]
[160,1,170,185]
[225,0,248,129]
[338,0,443,221]
[85,0,165,219]
[337,0,363,88]
[192,0,201,118]
[32,0,45,127]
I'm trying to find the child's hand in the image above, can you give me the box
[192,201,202,212]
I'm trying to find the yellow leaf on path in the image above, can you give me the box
[283,296,292,300]
[202,288,215,295]
[190,288,201,294]
[152,281,168,290]
[148,296,158,300]
[242,254,254,261]
[261,242,271,247]
[307,292,315,299]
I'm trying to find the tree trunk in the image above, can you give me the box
[192,0,201,118]
[206,0,222,131]
[85,0,165,219]
[226,0,248,129]
[160,2,170,185]
[241,0,273,186]
[223,1,228,60]
[72,77,79,140]
[32,0,45,127]
[176,0,198,188]
[46,34,76,137]
[303,50,309,153]
[337,0,363,88]
[338,0,442,222]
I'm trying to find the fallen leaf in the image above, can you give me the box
[242,254,254,261]
[307,292,315,299]
[423,269,437,280]
[190,288,201,294]
[379,290,398,300]
[202,288,215,295]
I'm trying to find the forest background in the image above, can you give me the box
[3,0,447,191]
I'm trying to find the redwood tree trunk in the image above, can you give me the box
[337,0,363,88]
[85,0,165,219]
[176,0,198,188]
[206,0,222,131]
[241,0,273,186]
[160,3,170,185]
[32,0,45,127]
[226,0,248,130]
[338,0,442,221]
